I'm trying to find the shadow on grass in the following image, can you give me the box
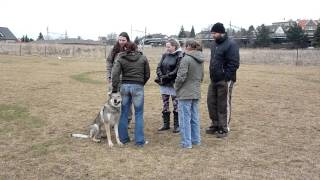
[0,104,66,157]
[30,139,65,157]
[0,104,44,134]
[70,71,105,84]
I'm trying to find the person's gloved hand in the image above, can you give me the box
[161,74,170,80]
[154,77,161,84]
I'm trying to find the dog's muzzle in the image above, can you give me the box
[114,100,121,106]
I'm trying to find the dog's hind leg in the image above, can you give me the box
[89,124,101,143]
[104,122,114,148]
[114,123,123,146]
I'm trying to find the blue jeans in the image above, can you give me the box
[178,99,201,148]
[118,84,145,145]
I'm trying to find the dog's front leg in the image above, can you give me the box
[114,123,123,146]
[104,123,114,147]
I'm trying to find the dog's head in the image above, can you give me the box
[107,92,122,108]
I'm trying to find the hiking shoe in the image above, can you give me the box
[180,144,192,149]
[216,130,228,138]
[135,140,149,148]
[205,125,219,134]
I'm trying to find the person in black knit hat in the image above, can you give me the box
[211,22,225,33]
[206,22,240,138]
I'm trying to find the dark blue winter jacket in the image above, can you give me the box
[209,35,240,82]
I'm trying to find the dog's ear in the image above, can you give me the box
[107,92,113,100]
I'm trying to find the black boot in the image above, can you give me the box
[205,123,219,134]
[173,111,179,133]
[158,111,170,131]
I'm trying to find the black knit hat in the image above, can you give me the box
[211,23,225,33]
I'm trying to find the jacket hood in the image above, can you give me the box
[185,50,205,63]
[169,47,183,56]
[119,51,141,61]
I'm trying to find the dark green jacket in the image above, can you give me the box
[175,50,204,99]
[112,51,150,92]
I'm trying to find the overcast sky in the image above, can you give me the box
[2,0,319,40]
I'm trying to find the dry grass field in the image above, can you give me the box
[0,49,319,179]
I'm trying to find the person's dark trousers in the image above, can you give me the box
[207,80,234,132]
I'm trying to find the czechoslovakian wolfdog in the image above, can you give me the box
[89,92,123,147]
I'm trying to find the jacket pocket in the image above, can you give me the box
[213,63,225,82]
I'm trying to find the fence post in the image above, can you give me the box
[105,45,107,59]
[45,46,47,57]
[19,44,22,56]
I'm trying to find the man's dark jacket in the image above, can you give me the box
[210,35,240,82]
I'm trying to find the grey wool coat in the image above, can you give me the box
[174,50,204,100]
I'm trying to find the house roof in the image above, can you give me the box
[0,27,17,40]
[305,20,318,26]
[195,31,212,40]
[297,19,318,30]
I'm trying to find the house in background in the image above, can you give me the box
[267,25,287,44]
[297,19,319,37]
[0,27,17,43]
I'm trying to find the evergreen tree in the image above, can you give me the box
[178,25,187,38]
[247,25,256,47]
[313,24,320,47]
[37,32,44,41]
[21,35,31,42]
[190,26,195,38]
[286,23,309,48]
[25,35,30,42]
[248,25,255,33]
[255,24,271,47]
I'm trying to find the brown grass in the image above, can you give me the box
[0,51,319,180]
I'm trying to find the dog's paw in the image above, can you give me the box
[108,142,114,148]
[92,138,101,143]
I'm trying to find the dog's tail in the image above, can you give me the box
[70,133,89,138]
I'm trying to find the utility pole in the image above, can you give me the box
[46,26,49,40]
[130,24,132,40]
[65,30,68,39]
[144,27,147,50]
[229,21,232,36]
[145,27,147,39]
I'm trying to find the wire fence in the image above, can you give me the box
[0,43,109,59]
[0,43,319,65]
